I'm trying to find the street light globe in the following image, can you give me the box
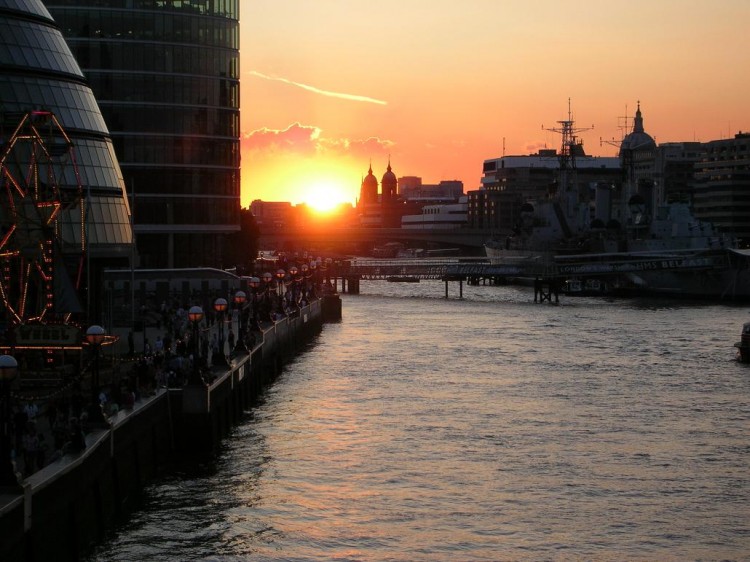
[262,272,273,284]
[214,297,228,313]
[275,269,286,281]
[86,324,106,346]
[249,276,261,289]
[289,266,298,277]
[234,290,247,305]
[0,354,18,382]
[188,305,204,323]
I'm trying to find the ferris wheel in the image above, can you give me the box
[0,110,85,327]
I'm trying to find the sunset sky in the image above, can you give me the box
[240,0,750,210]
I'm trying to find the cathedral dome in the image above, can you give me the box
[363,164,378,189]
[382,162,397,186]
[619,102,656,155]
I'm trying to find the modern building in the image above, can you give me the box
[46,0,241,269]
[401,196,468,230]
[249,200,294,230]
[653,142,703,204]
[0,0,133,324]
[692,132,750,244]
[398,177,463,201]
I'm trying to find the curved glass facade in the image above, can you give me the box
[0,0,133,253]
[47,0,241,268]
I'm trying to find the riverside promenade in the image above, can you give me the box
[0,294,341,562]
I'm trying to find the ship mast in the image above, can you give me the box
[542,98,593,197]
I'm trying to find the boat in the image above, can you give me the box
[734,322,750,362]
[386,276,420,283]
[562,278,609,296]
[483,105,750,300]
[372,242,404,258]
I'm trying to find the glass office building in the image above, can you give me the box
[0,0,133,306]
[47,0,241,268]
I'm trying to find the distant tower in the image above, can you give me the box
[619,101,657,216]
[381,159,399,226]
[359,162,379,205]
[381,159,398,203]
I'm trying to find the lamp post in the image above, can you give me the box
[300,263,310,302]
[288,266,299,306]
[262,272,273,322]
[249,276,261,330]
[0,354,18,486]
[213,297,229,367]
[310,259,319,297]
[275,268,286,314]
[85,324,107,424]
[187,305,204,384]
[233,290,249,354]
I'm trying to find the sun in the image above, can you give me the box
[304,180,349,214]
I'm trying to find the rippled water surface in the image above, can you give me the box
[89,283,750,561]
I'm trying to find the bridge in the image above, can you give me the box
[258,225,494,254]
[340,257,549,281]
[339,250,733,282]
[326,249,743,301]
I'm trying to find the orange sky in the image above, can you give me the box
[240,0,750,210]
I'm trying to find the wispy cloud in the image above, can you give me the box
[242,123,394,158]
[248,71,387,106]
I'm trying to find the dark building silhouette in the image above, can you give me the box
[46,0,241,268]
[692,132,750,244]
[360,162,379,206]
[380,160,400,227]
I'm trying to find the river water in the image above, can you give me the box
[88,281,750,561]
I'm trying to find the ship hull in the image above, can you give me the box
[485,244,750,300]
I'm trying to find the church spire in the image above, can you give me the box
[633,100,645,134]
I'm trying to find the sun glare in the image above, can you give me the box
[304,180,348,214]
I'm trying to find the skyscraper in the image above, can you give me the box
[0,0,133,323]
[46,0,241,268]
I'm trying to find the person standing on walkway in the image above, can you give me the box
[22,423,39,476]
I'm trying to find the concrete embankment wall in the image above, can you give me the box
[0,296,339,561]
[174,298,326,454]
[0,393,173,562]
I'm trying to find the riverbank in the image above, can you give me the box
[0,295,340,562]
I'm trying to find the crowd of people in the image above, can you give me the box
[6,259,330,481]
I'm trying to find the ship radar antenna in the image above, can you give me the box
[542,98,593,171]
[600,104,631,152]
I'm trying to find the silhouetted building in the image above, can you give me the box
[618,102,659,222]
[47,0,241,268]
[380,160,401,227]
[692,132,750,244]
[249,200,293,230]
[653,142,703,204]
[357,163,381,227]
[398,177,464,201]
